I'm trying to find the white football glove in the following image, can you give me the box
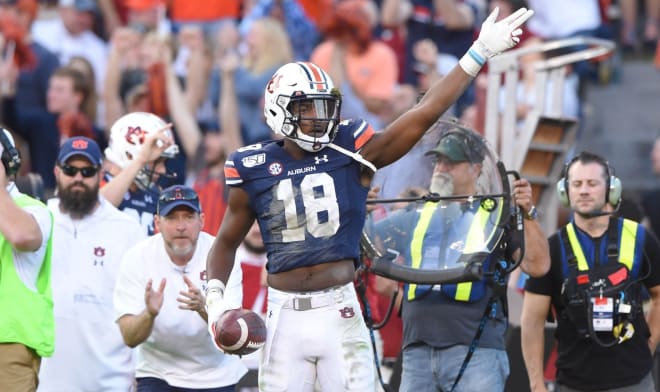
[459,7,535,77]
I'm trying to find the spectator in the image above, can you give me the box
[168,0,240,38]
[31,0,108,97]
[67,56,98,130]
[0,127,54,392]
[124,0,171,36]
[620,0,659,53]
[114,185,247,391]
[525,0,609,87]
[190,44,244,235]
[204,7,534,390]
[311,0,399,128]
[240,0,320,61]
[521,151,660,391]
[370,126,549,391]
[209,18,292,146]
[381,0,480,116]
[103,30,200,180]
[46,66,97,143]
[0,0,60,190]
[37,137,145,391]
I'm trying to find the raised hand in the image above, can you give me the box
[136,123,175,165]
[477,7,534,57]
[459,7,535,76]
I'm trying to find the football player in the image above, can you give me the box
[206,7,534,391]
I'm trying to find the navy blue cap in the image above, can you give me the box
[157,185,201,216]
[58,137,103,166]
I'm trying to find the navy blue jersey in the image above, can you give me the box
[225,119,376,273]
[102,172,160,236]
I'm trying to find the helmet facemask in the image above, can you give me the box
[134,148,178,191]
[281,92,341,152]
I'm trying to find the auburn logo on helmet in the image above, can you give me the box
[266,74,283,94]
[125,126,147,146]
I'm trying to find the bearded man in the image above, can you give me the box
[37,136,146,392]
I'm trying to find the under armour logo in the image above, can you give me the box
[93,260,104,266]
[339,306,355,319]
[314,155,329,164]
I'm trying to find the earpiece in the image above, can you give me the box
[556,152,621,207]
[0,128,21,177]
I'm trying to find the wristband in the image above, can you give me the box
[206,279,225,297]
[459,44,486,77]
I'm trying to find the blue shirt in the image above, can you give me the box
[225,119,375,273]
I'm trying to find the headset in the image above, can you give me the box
[556,151,622,208]
[0,127,21,177]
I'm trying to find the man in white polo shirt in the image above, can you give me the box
[114,185,246,391]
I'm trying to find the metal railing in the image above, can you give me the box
[484,37,616,232]
[484,36,616,169]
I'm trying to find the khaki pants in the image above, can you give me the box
[0,343,41,392]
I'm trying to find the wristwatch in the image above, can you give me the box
[524,205,538,221]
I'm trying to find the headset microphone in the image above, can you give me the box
[579,202,621,219]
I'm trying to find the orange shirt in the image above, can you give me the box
[296,0,332,27]
[311,41,398,101]
[192,168,227,235]
[168,0,241,22]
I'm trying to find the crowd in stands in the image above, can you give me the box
[1,0,657,198]
[1,0,660,390]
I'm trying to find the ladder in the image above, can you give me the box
[484,36,616,233]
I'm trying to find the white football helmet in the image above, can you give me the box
[105,111,179,190]
[264,62,341,152]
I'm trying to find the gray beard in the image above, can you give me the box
[429,173,454,197]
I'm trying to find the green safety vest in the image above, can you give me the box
[406,199,503,301]
[0,194,54,357]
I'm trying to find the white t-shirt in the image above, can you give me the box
[527,0,601,39]
[113,232,247,388]
[38,197,146,392]
[31,18,108,94]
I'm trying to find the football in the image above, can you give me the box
[213,309,267,355]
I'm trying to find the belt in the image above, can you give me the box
[282,286,346,311]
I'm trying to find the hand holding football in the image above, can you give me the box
[213,309,266,355]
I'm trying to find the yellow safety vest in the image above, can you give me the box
[406,198,503,301]
[564,219,638,272]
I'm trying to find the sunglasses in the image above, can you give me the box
[158,187,199,203]
[59,165,99,178]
